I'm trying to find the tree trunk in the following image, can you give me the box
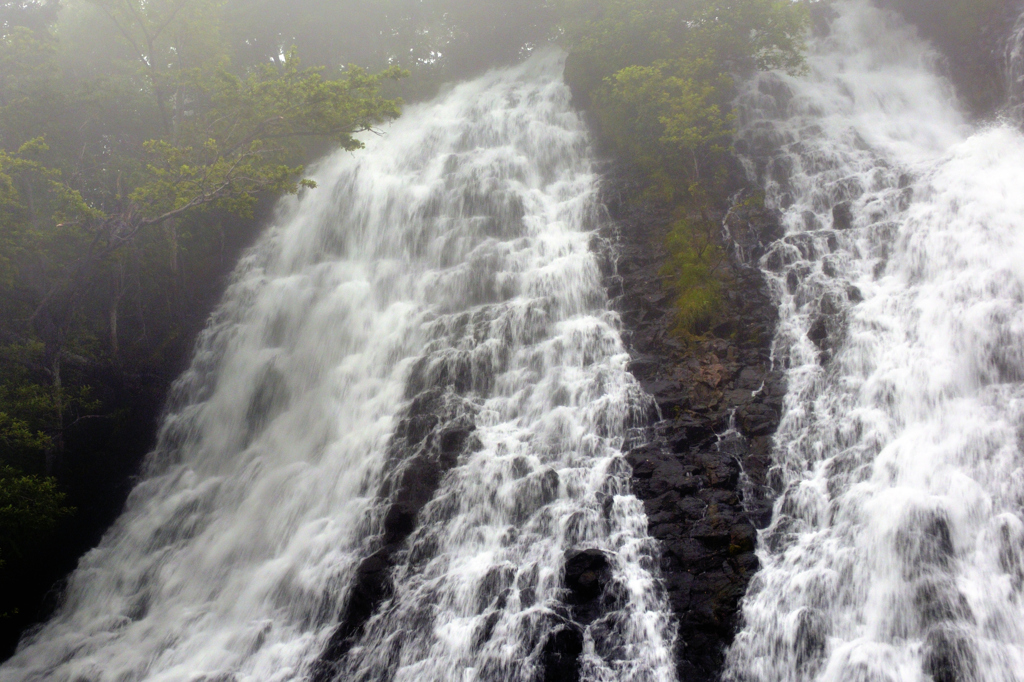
[109,298,120,360]
[109,263,126,361]
[45,351,64,475]
[167,221,179,276]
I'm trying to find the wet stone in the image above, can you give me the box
[787,269,801,294]
[923,626,978,682]
[832,201,855,230]
[539,624,584,682]
[599,159,784,681]
[808,316,830,349]
[895,508,956,576]
[793,608,829,671]
[564,550,611,603]
[913,577,973,628]
[314,389,480,678]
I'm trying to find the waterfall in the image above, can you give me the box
[726,1,1024,680]
[0,52,675,682]
[1007,8,1024,124]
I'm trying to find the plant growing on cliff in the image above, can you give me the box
[592,56,735,201]
[661,194,728,336]
[559,0,807,336]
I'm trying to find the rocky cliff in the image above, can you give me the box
[597,164,786,680]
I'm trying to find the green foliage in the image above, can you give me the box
[592,56,734,199]
[0,0,407,509]
[0,1,406,385]
[563,0,806,194]
[0,140,99,294]
[0,413,51,463]
[129,53,405,221]
[0,464,73,576]
[737,190,766,209]
[560,0,807,336]
[661,205,727,336]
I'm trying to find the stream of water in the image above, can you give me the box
[726,2,1024,680]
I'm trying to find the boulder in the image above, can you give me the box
[832,201,854,230]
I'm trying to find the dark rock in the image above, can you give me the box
[793,608,829,671]
[922,625,978,682]
[914,577,973,629]
[668,417,720,451]
[477,564,516,612]
[539,624,584,682]
[513,468,560,522]
[563,549,613,625]
[802,211,819,230]
[726,203,785,262]
[832,201,854,230]
[310,550,394,680]
[313,389,480,679]
[699,452,740,488]
[729,524,757,554]
[690,512,732,541]
[787,270,800,293]
[738,403,780,437]
[819,293,841,315]
[244,366,290,436]
[598,160,785,681]
[808,316,830,349]
[895,508,955,576]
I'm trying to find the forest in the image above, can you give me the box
[0,0,1003,667]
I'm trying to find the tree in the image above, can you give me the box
[0,1,406,480]
[0,3,410,647]
[0,0,62,34]
[0,464,73,617]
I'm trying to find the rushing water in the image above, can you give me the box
[1007,9,1024,125]
[726,2,1024,681]
[0,52,675,682]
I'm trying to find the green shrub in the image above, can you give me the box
[662,211,726,336]
[559,0,807,337]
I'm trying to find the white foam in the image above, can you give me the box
[726,3,1024,680]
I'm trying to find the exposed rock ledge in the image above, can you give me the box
[597,165,787,680]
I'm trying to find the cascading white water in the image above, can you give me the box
[1007,10,1024,124]
[0,52,675,682]
[726,2,1024,681]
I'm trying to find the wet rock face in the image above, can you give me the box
[832,201,854,230]
[563,548,614,624]
[311,389,481,681]
[539,624,585,682]
[923,625,978,682]
[599,165,785,680]
[533,549,623,682]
